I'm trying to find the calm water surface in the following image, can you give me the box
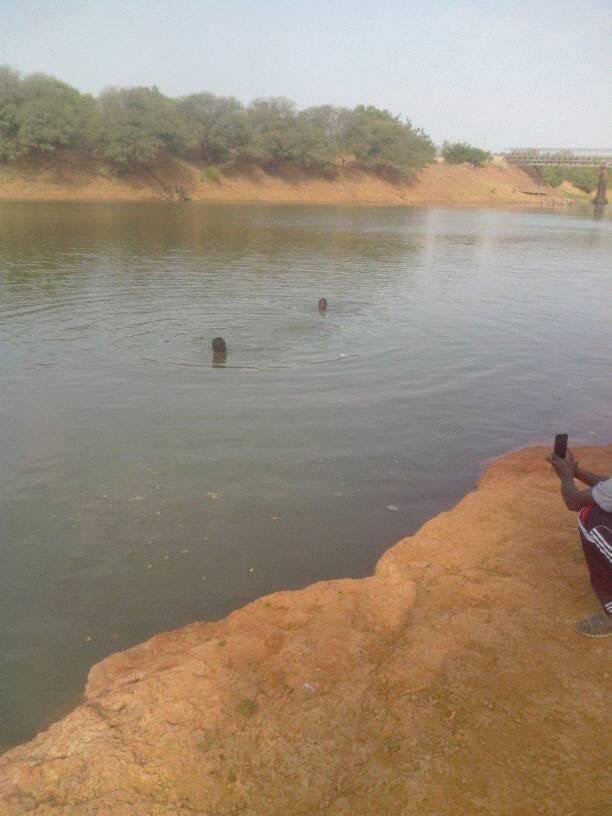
[1,202,611,750]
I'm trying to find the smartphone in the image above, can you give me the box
[553,433,568,459]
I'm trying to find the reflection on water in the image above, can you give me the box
[0,201,611,751]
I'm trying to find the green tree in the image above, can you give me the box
[294,105,349,169]
[95,86,184,171]
[241,98,302,166]
[442,141,491,166]
[343,106,435,172]
[0,66,23,160]
[17,73,92,153]
[179,92,248,163]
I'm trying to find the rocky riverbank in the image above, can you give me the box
[0,445,610,815]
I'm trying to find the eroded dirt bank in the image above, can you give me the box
[0,445,610,815]
[0,154,583,206]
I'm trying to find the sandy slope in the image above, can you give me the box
[0,153,574,206]
[0,445,610,815]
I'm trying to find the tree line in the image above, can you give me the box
[0,66,441,176]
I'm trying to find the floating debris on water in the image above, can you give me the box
[128,496,144,502]
[387,505,399,511]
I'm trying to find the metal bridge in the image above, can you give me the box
[502,148,611,167]
[502,148,611,204]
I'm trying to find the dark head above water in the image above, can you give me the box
[318,298,328,312]
[212,337,227,353]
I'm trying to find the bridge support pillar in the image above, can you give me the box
[593,164,608,206]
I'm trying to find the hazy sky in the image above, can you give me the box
[1,0,610,150]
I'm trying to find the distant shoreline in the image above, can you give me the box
[0,154,586,207]
[0,196,578,210]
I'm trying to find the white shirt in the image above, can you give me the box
[592,477,612,512]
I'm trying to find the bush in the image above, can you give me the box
[442,141,491,166]
[540,166,599,193]
[201,166,221,183]
[540,166,563,187]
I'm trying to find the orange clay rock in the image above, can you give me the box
[1,446,610,815]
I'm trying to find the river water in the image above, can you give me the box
[1,201,610,750]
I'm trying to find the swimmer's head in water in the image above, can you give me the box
[318,298,328,311]
[212,337,227,353]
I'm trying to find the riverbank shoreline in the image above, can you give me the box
[1,444,609,815]
[0,154,587,207]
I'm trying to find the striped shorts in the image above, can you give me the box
[578,505,612,615]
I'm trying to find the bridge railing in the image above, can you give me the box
[503,148,611,167]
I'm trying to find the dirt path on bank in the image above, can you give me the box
[0,154,583,206]
[0,445,610,815]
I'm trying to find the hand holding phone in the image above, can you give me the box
[553,433,568,459]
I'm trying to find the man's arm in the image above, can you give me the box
[574,465,609,488]
[547,449,594,512]
[559,474,594,512]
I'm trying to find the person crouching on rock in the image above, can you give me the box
[547,448,612,637]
